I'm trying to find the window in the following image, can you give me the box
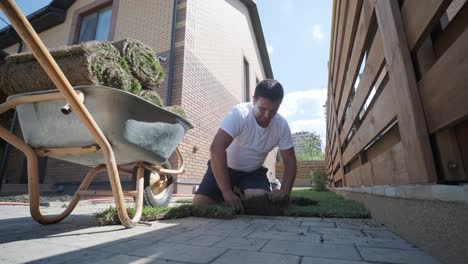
[243,58,250,102]
[78,6,112,43]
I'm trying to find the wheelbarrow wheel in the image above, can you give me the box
[132,162,174,207]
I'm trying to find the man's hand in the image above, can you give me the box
[269,189,289,204]
[222,190,244,212]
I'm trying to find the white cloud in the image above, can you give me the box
[267,45,274,55]
[279,88,327,118]
[312,24,324,41]
[279,88,328,145]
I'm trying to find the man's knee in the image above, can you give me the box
[192,194,218,206]
[243,189,269,200]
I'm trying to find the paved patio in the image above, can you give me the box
[0,202,440,264]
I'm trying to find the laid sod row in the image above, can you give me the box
[286,189,370,219]
[96,189,369,225]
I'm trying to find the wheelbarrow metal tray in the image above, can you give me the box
[9,85,193,166]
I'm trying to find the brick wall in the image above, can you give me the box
[276,160,325,187]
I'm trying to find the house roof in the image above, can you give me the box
[0,0,273,78]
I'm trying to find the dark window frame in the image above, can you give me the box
[68,0,117,45]
[243,57,250,102]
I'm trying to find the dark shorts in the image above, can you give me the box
[196,160,271,202]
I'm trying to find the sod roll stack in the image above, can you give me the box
[0,39,186,117]
[0,41,141,95]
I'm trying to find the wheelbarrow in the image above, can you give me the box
[0,0,192,228]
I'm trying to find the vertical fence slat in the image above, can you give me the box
[375,0,437,183]
[329,87,346,185]
[331,0,348,95]
[340,31,384,144]
[342,79,397,165]
[334,0,364,109]
[337,0,376,124]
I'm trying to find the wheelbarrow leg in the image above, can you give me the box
[128,162,145,223]
[0,125,96,224]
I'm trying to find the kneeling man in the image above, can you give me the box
[192,79,297,211]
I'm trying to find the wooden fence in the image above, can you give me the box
[325,0,468,187]
[276,160,325,187]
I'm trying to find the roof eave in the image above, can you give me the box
[241,0,274,79]
[0,0,76,49]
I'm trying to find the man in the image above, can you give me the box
[192,79,297,211]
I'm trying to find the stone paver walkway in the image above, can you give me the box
[0,203,440,264]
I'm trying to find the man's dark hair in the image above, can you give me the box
[254,79,284,101]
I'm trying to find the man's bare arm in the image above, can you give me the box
[210,129,243,210]
[279,147,297,193]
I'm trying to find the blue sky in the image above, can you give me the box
[1,0,332,146]
[257,0,332,147]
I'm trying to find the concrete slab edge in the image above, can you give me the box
[331,184,468,205]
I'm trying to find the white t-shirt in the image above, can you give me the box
[220,102,293,172]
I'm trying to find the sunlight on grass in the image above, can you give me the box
[288,188,370,218]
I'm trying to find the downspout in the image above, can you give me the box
[166,0,178,106]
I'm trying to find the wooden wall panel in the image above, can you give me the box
[419,25,468,133]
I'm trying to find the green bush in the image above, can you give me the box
[310,170,327,192]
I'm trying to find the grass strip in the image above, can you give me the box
[96,189,369,225]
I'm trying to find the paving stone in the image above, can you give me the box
[0,240,84,263]
[361,230,401,240]
[301,257,372,264]
[90,254,180,264]
[301,221,336,228]
[334,220,386,230]
[137,230,176,243]
[186,226,255,238]
[131,242,227,263]
[262,240,362,260]
[0,258,13,264]
[211,219,252,230]
[324,236,416,250]
[212,249,300,264]
[294,217,323,222]
[357,247,440,264]
[214,237,269,251]
[0,205,440,263]
[336,222,387,230]
[160,232,201,243]
[270,223,309,233]
[34,249,113,264]
[247,230,321,242]
[248,218,301,226]
[98,238,150,253]
[185,235,226,247]
[309,227,366,239]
